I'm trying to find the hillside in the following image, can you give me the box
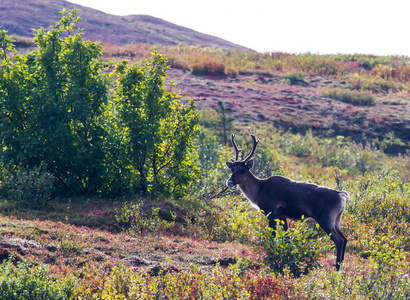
[165,69,410,154]
[0,0,252,51]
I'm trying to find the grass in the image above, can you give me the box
[102,43,410,87]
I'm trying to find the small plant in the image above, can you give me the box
[322,87,376,106]
[9,35,35,48]
[116,201,162,236]
[255,217,332,277]
[0,28,15,60]
[284,71,306,85]
[192,60,226,75]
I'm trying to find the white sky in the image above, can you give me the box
[67,0,410,56]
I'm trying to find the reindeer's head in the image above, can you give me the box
[226,134,259,187]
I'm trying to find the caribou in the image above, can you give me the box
[226,134,349,270]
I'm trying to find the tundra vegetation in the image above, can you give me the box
[0,9,410,299]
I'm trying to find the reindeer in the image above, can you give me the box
[226,134,349,270]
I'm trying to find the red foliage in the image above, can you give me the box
[244,271,303,299]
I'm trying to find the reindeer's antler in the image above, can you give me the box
[231,134,241,161]
[243,134,259,163]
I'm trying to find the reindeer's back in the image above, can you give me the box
[262,175,343,218]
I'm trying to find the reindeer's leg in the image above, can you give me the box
[317,218,345,271]
[267,213,278,237]
[267,213,287,237]
[335,212,348,262]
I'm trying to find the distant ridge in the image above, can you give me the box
[0,0,252,51]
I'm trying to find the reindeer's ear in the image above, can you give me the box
[246,159,254,169]
[226,162,234,170]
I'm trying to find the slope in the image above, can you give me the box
[0,0,252,51]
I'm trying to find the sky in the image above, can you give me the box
[67,0,410,56]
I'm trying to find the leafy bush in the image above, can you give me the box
[116,201,163,236]
[284,71,306,85]
[0,10,199,198]
[322,87,376,106]
[194,128,225,198]
[9,35,35,48]
[113,51,199,198]
[192,60,225,75]
[0,28,15,60]
[1,164,54,209]
[294,54,341,76]
[365,236,407,275]
[346,171,410,248]
[296,259,410,299]
[255,218,332,277]
[192,195,266,243]
[0,259,75,300]
[347,73,398,92]
[0,10,110,195]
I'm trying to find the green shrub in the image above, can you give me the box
[0,259,75,300]
[9,35,35,48]
[296,259,410,299]
[0,10,110,195]
[347,172,410,224]
[0,28,15,60]
[192,60,225,75]
[1,164,54,209]
[116,201,163,236]
[113,51,199,198]
[194,128,226,198]
[346,172,410,248]
[294,54,340,76]
[322,87,376,106]
[284,71,306,85]
[255,218,332,277]
[0,10,200,198]
[192,195,265,243]
[365,235,407,274]
[347,73,398,92]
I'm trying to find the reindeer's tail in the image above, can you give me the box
[339,191,351,201]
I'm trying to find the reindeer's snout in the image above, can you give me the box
[226,178,235,187]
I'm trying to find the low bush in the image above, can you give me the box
[284,71,306,85]
[192,60,226,75]
[296,259,410,299]
[322,87,376,106]
[254,218,332,278]
[0,259,75,300]
[347,73,398,92]
[9,35,35,48]
[346,171,410,248]
[116,201,163,236]
[0,164,54,209]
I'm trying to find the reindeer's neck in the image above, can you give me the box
[238,172,263,208]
